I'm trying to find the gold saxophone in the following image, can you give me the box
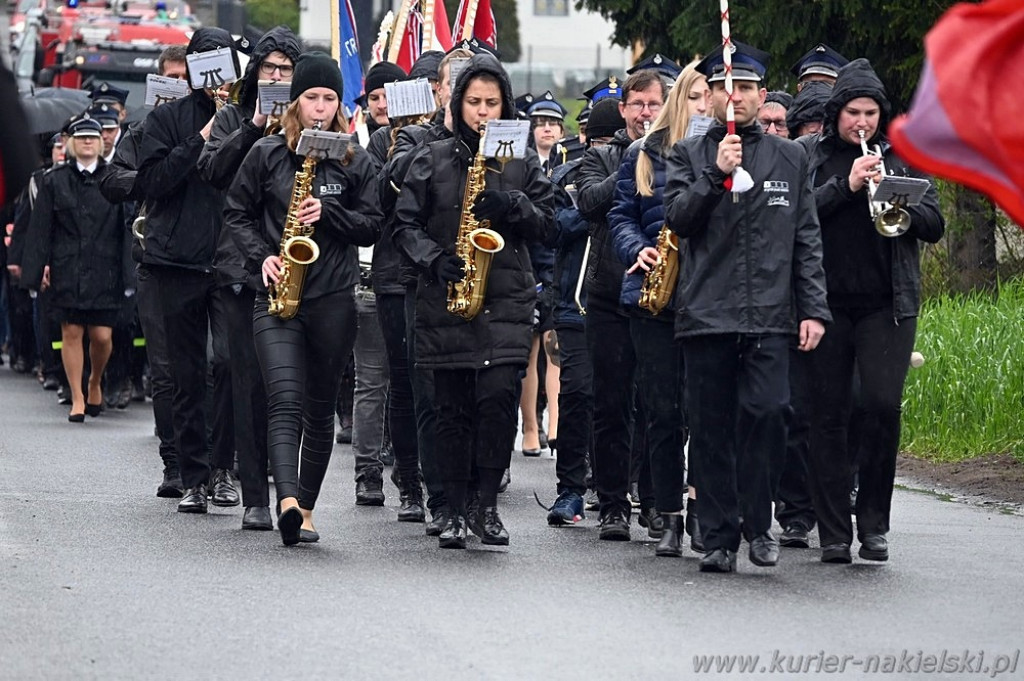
[637,225,679,316]
[446,122,505,320]
[267,128,322,320]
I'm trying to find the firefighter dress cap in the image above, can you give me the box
[89,82,129,106]
[581,76,622,104]
[69,115,103,137]
[627,53,682,80]
[527,91,567,121]
[696,41,770,83]
[790,43,849,81]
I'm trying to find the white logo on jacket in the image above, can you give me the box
[319,184,343,196]
[767,196,790,208]
[763,180,789,193]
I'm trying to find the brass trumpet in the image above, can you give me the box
[858,130,910,238]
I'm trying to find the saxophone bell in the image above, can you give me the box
[637,225,680,316]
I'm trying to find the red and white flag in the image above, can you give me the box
[452,0,498,48]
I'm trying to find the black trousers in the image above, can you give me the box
[254,291,356,510]
[135,265,176,469]
[35,289,65,385]
[553,323,591,495]
[807,307,916,546]
[405,287,445,511]
[631,316,687,514]
[225,287,269,507]
[209,288,235,472]
[775,345,817,529]
[377,293,420,489]
[8,284,36,366]
[152,266,225,489]
[683,333,789,553]
[434,365,518,488]
[585,297,636,517]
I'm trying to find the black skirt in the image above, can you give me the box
[55,307,120,328]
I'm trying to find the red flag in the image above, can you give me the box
[452,0,497,47]
[394,6,423,74]
[433,0,453,51]
[889,0,1024,227]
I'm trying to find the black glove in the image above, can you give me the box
[433,254,466,283]
[472,189,512,224]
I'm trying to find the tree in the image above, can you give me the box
[574,0,966,109]
[245,0,300,33]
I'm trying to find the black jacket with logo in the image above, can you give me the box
[223,134,383,300]
[664,121,831,338]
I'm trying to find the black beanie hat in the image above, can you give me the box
[586,97,625,139]
[409,51,444,81]
[289,51,345,101]
[365,61,407,94]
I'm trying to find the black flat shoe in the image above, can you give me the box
[68,412,85,423]
[521,448,542,457]
[299,528,320,543]
[278,507,302,546]
[85,403,103,417]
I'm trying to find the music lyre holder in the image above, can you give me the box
[270,101,288,118]
[201,69,226,90]
[152,95,175,107]
[872,175,930,207]
[297,130,351,162]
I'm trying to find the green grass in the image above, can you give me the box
[901,279,1024,462]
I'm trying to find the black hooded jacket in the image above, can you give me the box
[576,128,634,307]
[136,27,236,271]
[392,54,555,370]
[197,26,303,286]
[797,58,944,319]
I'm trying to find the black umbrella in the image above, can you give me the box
[18,88,93,135]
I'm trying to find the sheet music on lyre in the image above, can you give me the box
[686,115,715,138]
[873,175,931,206]
[257,80,292,117]
[447,58,470,88]
[297,130,352,161]
[185,47,239,91]
[482,120,531,160]
[383,79,436,118]
[145,74,190,106]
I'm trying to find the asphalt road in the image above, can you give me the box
[2,367,1023,680]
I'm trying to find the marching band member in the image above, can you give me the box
[392,53,554,549]
[223,52,383,545]
[798,59,944,564]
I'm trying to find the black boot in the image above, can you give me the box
[397,480,426,523]
[655,514,684,557]
[686,498,704,553]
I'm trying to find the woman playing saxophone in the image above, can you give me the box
[392,53,554,549]
[607,61,710,557]
[224,52,383,546]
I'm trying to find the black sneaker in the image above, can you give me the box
[336,424,353,444]
[379,443,395,467]
[598,509,631,541]
[355,476,385,506]
[498,468,511,493]
[583,489,599,512]
[209,468,240,507]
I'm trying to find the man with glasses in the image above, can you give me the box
[758,91,792,138]
[576,69,666,541]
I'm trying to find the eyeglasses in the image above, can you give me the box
[260,62,294,77]
[759,119,788,131]
[624,101,663,113]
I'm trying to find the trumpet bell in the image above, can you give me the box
[874,207,911,238]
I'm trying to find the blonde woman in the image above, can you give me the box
[224,52,383,546]
[607,62,709,557]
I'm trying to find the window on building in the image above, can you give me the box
[534,0,569,16]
